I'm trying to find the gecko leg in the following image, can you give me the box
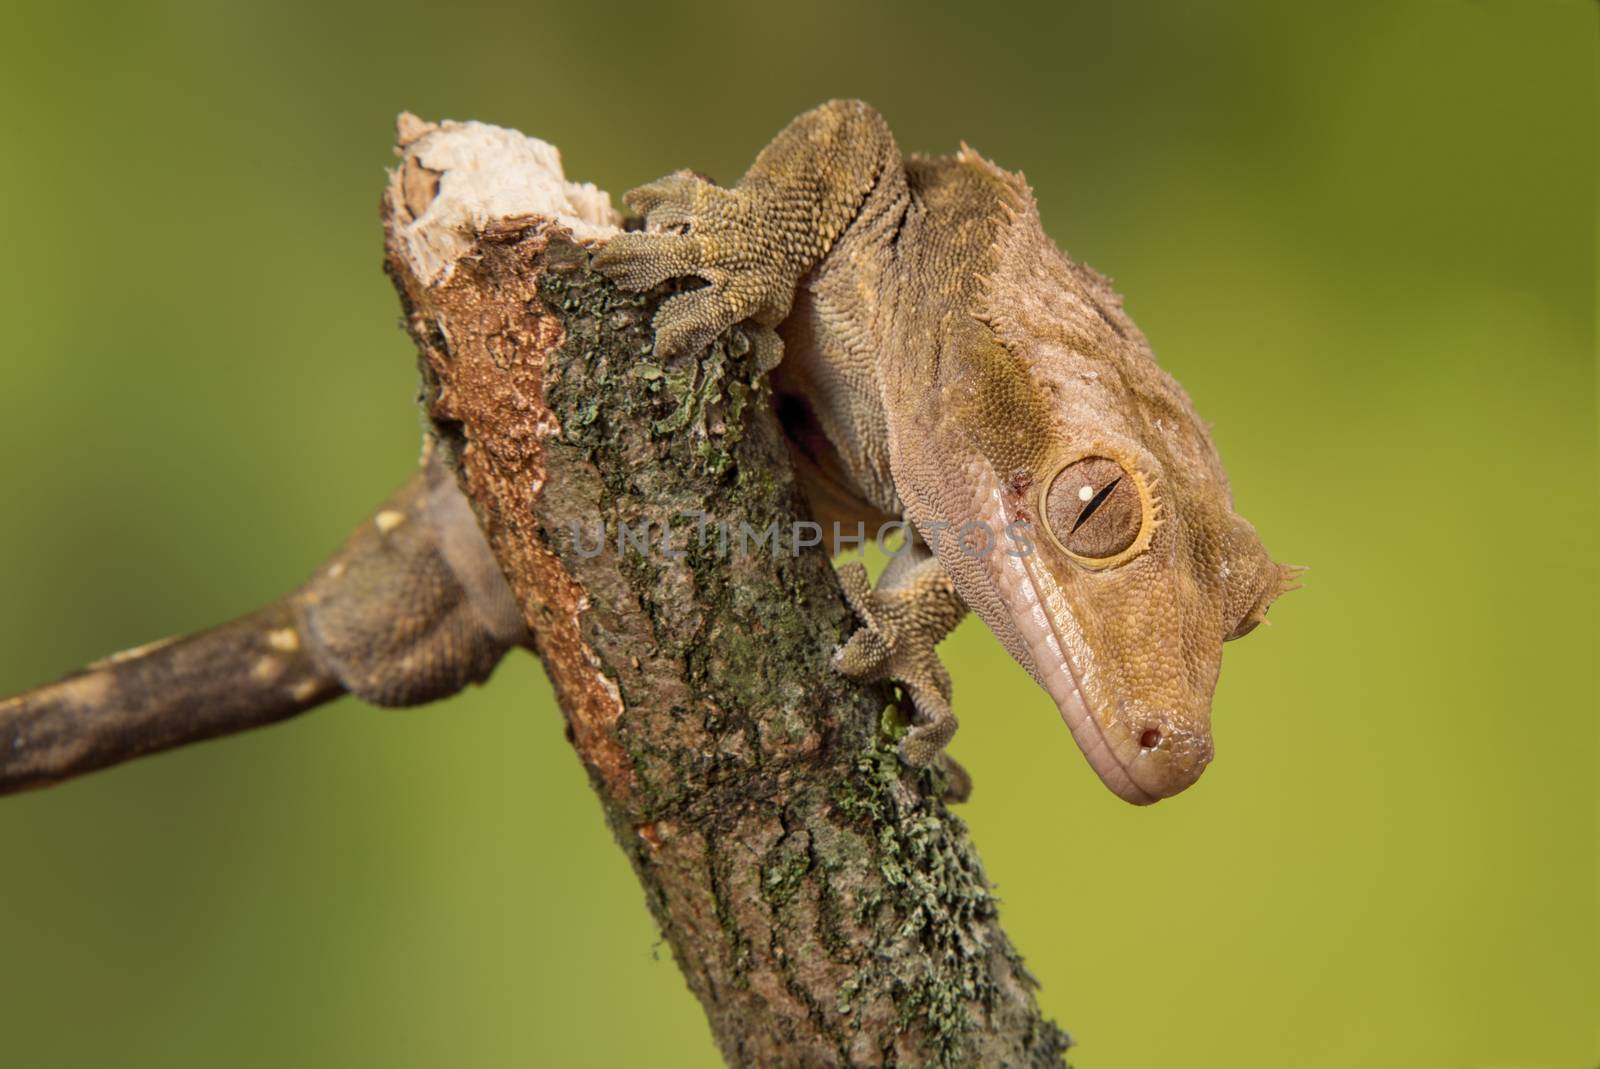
[833,543,968,768]
[592,101,902,367]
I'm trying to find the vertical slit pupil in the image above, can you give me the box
[1070,477,1122,534]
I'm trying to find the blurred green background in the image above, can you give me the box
[0,1,1593,1066]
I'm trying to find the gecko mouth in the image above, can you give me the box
[994,547,1158,804]
[954,474,1208,803]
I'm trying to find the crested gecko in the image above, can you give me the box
[594,100,1297,803]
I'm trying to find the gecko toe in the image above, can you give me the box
[592,232,704,292]
[834,629,888,680]
[622,170,715,223]
[650,287,742,359]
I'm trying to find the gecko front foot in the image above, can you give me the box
[592,171,793,370]
[832,557,968,768]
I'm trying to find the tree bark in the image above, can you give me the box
[381,114,1070,1068]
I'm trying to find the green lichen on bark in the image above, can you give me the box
[521,238,1069,1068]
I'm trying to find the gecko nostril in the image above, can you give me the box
[1139,727,1161,749]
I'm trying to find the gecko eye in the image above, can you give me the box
[1043,456,1144,564]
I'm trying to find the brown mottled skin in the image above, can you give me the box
[595,100,1297,803]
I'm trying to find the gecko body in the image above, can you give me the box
[595,101,1296,803]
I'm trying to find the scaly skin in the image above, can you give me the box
[0,445,527,793]
[595,100,1298,804]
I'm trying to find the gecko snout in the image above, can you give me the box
[1123,719,1214,801]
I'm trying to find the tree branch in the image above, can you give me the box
[383,115,1071,1065]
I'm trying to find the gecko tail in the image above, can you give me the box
[0,449,526,796]
[0,600,343,794]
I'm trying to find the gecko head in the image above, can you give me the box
[933,183,1297,803]
[1009,439,1297,804]
[946,320,1297,804]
